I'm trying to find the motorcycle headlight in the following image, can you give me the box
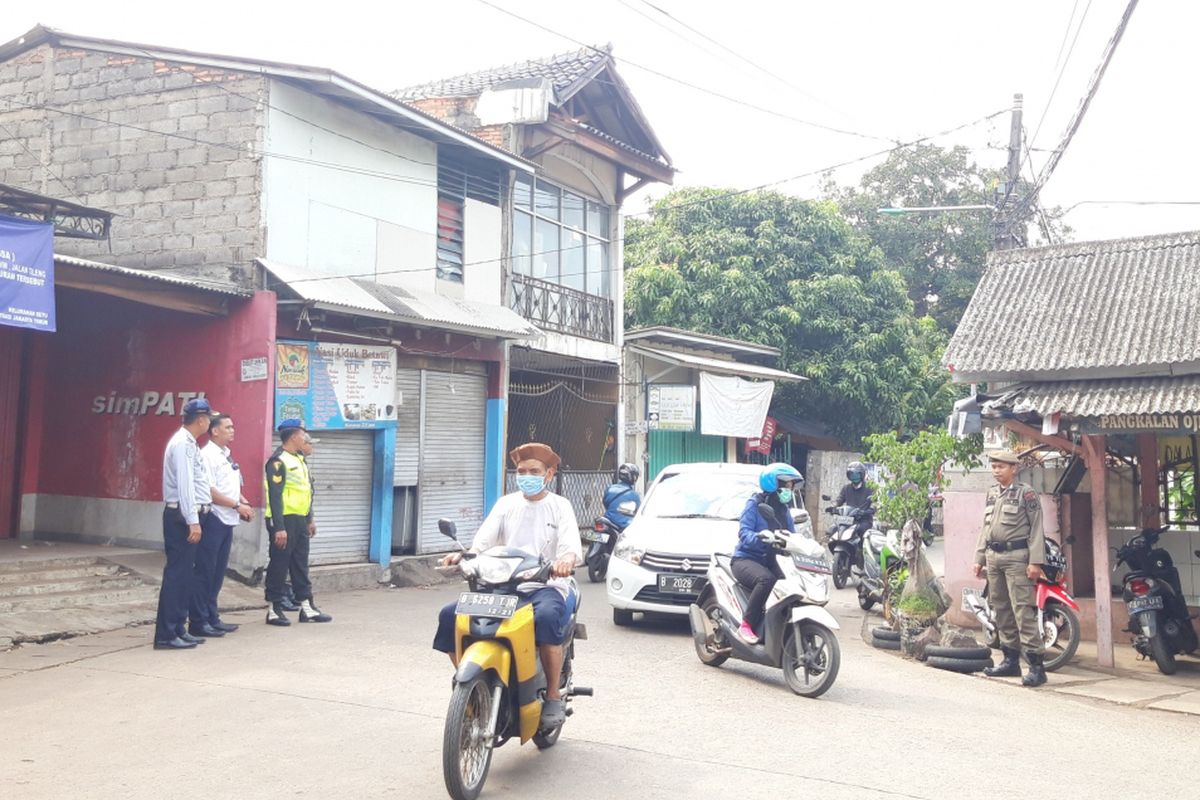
[613,537,645,565]
[476,556,521,584]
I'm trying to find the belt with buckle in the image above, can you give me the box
[988,539,1029,553]
[165,502,212,513]
[165,502,179,509]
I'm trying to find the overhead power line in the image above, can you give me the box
[1030,0,1094,150]
[473,0,896,144]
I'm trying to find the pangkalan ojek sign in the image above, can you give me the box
[91,391,207,416]
[1082,413,1200,434]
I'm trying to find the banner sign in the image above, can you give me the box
[274,340,397,430]
[748,415,778,455]
[648,384,695,431]
[0,215,55,332]
[1079,413,1200,435]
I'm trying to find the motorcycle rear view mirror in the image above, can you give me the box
[438,518,458,539]
[757,503,780,529]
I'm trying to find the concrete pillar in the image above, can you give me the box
[1084,434,1114,668]
[1136,433,1161,529]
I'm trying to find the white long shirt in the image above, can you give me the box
[201,441,244,527]
[471,491,582,597]
[162,427,209,525]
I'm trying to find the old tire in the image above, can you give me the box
[858,589,876,612]
[692,597,730,667]
[442,675,495,800]
[871,626,900,642]
[612,608,634,627]
[871,634,900,651]
[783,621,840,698]
[1042,603,1080,672]
[832,551,851,589]
[1149,632,1178,676]
[925,644,991,661]
[927,655,992,673]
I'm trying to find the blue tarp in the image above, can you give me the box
[0,214,55,332]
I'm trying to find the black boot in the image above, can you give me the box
[984,646,1022,678]
[1022,652,1047,687]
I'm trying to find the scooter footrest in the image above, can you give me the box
[572,686,594,697]
[574,623,588,640]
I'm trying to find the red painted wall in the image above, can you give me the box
[22,289,276,506]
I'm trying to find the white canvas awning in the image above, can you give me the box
[627,344,805,382]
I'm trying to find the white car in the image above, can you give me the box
[606,462,813,625]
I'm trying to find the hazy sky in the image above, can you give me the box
[7,0,1197,241]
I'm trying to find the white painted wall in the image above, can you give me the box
[262,80,438,294]
[463,198,502,305]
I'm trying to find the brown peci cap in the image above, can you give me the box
[988,450,1020,464]
[509,442,561,470]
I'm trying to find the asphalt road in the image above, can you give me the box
[1,577,1196,800]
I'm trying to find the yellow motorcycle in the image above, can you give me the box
[438,519,591,800]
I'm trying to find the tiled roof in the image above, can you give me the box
[943,230,1200,382]
[1012,375,1200,417]
[397,45,611,102]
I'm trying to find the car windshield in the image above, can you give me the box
[642,472,763,521]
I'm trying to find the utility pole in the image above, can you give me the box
[992,93,1024,251]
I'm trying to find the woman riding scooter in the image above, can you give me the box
[732,463,802,644]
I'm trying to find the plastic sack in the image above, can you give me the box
[899,519,951,617]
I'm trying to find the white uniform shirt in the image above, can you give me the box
[162,427,209,525]
[201,441,243,527]
[471,491,583,598]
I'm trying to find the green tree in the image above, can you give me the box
[863,429,983,531]
[826,144,1067,331]
[624,188,959,444]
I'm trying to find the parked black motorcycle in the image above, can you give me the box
[1115,526,1200,675]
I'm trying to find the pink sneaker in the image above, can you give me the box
[737,620,760,644]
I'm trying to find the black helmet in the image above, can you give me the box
[847,460,866,484]
[616,463,640,486]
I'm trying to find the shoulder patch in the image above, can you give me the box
[1023,489,1038,510]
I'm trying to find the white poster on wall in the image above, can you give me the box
[648,384,695,431]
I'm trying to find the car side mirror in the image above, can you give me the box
[438,518,458,539]
[617,500,637,516]
[757,503,780,529]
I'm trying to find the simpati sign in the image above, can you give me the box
[274,340,397,430]
[647,384,695,431]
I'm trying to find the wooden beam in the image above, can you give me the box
[55,265,231,316]
[1083,434,1115,668]
[543,118,674,184]
[1136,433,1161,529]
[522,136,567,160]
[1002,418,1083,456]
[618,176,651,204]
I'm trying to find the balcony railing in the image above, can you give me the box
[509,273,614,343]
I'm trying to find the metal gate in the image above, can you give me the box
[418,371,487,553]
[648,425,726,483]
[305,430,373,565]
[393,368,421,486]
[0,327,22,538]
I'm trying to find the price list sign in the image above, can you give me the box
[274,340,397,430]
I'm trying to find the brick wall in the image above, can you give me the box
[0,45,267,286]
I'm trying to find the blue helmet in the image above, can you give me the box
[759,462,802,493]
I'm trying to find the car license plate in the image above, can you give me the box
[961,587,983,611]
[582,530,609,543]
[657,573,703,595]
[455,592,518,619]
[1128,595,1164,614]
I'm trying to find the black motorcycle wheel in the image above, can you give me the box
[693,597,730,667]
[782,621,840,698]
[1041,603,1080,672]
[442,675,496,800]
[832,551,851,589]
[1149,632,1178,675]
[586,554,605,583]
[857,586,876,612]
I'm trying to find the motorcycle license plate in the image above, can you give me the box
[961,587,983,611]
[582,530,610,543]
[455,592,518,619]
[833,515,854,526]
[1128,595,1164,614]
[657,573,704,595]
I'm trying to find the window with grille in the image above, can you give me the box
[511,174,612,298]
[436,148,504,284]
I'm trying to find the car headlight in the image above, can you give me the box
[613,537,645,565]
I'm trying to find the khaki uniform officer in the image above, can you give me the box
[973,450,1048,686]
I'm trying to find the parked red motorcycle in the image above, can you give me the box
[962,538,1080,672]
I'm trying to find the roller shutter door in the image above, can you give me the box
[305,430,373,565]
[393,369,421,486]
[419,371,487,553]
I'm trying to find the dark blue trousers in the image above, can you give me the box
[190,513,232,628]
[155,507,198,642]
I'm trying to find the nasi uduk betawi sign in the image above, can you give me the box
[274,340,397,430]
[0,215,55,332]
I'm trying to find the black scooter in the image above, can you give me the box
[583,516,624,583]
[822,497,871,590]
[1115,526,1200,675]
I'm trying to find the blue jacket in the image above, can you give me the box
[602,483,641,529]
[733,494,796,564]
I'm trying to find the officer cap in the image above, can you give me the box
[509,442,561,470]
[988,449,1020,464]
[183,397,212,415]
[276,418,305,432]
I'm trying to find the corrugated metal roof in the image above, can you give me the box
[943,230,1200,382]
[397,45,610,102]
[258,259,538,339]
[1013,375,1200,417]
[628,344,806,382]
[55,254,249,296]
